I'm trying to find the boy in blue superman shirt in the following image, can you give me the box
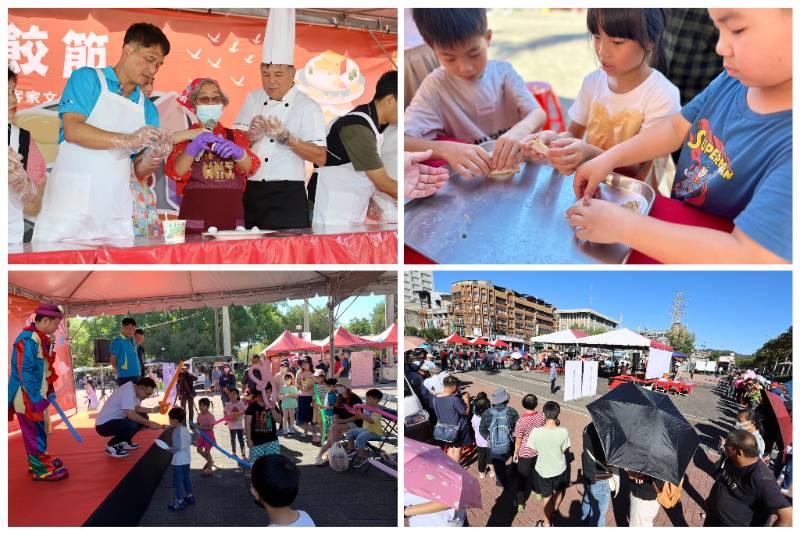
[563,9,791,263]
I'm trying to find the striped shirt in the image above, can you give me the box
[513,411,546,458]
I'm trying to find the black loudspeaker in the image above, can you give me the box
[94,338,111,364]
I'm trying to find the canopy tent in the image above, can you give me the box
[181,8,398,33]
[469,337,490,346]
[531,329,588,345]
[262,329,322,356]
[316,326,381,351]
[441,332,472,345]
[8,271,395,316]
[404,336,427,351]
[577,328,652,348]
[650,340,674,351]
[489,339,510,348]
[365,323,398,347]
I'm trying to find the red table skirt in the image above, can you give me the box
[627,195,734,264]
[10,229,397,265]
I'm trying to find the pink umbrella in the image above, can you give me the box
[404,437,482,510]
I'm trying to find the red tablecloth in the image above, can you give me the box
[627,195,734,264]
[9,226,397,264]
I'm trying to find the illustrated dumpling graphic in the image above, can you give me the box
[316,50,348,76]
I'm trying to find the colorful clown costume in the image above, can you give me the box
[8,324,68,481]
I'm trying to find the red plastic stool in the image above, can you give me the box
[527,81,566,132]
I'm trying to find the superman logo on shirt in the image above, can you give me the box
[673,118,734,206]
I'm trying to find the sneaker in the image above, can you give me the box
[105,445,129,458]
[184,495,196,506]
[479,472,486,480]
[168,500,186,512]
[282,428,289,435]
[119,441,139,450]
[352,456,368,468]
[314,455,326,466]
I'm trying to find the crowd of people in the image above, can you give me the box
[9,12,398,246]
[404,347,793,526]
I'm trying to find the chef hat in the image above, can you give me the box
[263,8,295,66]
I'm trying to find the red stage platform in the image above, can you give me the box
[9,225,397,264]
[8,410,171,527]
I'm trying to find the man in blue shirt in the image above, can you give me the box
[112,317,141,386]
[33,22,172,244]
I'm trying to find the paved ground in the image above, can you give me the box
[488,8,595,119]
[450,369,735,527]
[78,384,397,526]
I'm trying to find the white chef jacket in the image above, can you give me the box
[233,85,326,183]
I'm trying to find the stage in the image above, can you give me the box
[8,224,397,264]
[8,409,172,527]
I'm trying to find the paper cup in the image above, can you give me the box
[162,220,186,243]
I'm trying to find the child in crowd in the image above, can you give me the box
[224,388,247,458]
[246,384,282,462]
[472,396,493,479]
[280,373,299,435]
[250,454,315,526]
[324,378,338,420]
[344,389,385,468]
[524,8,680,196]
[528,401,571,527]
[311,370,327,443]
[513,394,547,511]
[566,8,792,263]
[405,9,546,179]
[167,407,194,511]
[195,397,216,476]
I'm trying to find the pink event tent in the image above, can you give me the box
[262,329,321,356]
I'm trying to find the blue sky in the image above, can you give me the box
[430,271,791,354]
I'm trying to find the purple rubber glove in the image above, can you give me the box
[213,139,246,161]
[30,397,50,413]
[185,132,224,157]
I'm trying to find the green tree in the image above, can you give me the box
[667,325,696,356]
[752,326,792,369]
[370,302,386,333]
[420,327,445,342]
[405,326,420,336]
[347,317,372,335]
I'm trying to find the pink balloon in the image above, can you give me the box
[247,361,279,406]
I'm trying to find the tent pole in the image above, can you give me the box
[327,279,336,379]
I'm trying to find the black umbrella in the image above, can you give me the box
[586,382,699,485]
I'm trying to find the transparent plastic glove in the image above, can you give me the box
[146,131,174,163]
[246,115,269,143]
[264,116,289,143]
[8,148,37,201]
[212,139,245,161]
[367,198,384,220]
[404,150,450,199]
[113,125,163,153]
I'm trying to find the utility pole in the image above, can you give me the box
[222,305,232,358]
[213,307,220,355]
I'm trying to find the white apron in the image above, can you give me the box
[33,68,146,243]
[313,112,383,227]
[8,125,25,244]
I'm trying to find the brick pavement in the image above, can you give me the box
[460,373,721,527]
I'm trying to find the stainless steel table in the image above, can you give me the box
[404,162,653,264]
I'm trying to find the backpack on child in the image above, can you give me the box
[487,406,511,458]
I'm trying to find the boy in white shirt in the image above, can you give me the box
[251,454,315,527]
[405,8,546,179]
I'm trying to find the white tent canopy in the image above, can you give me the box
[8,271,396,316]
[577,328,652,348]
[531,329,585,344]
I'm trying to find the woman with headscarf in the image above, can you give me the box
[165,77,260,233]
